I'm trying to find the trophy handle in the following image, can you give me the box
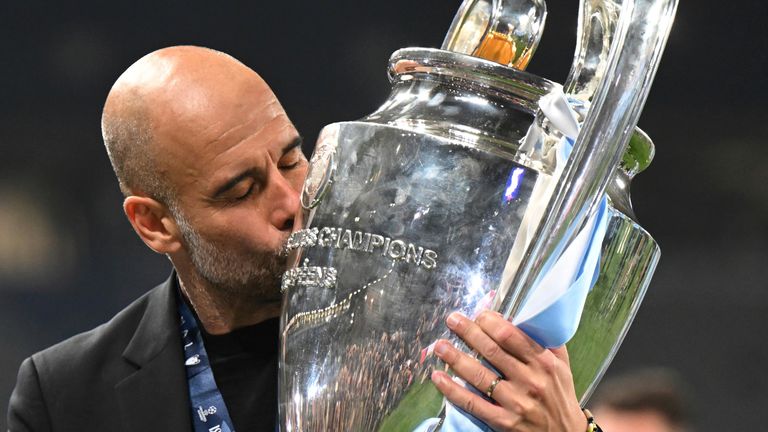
[565,0,624,104]
[499,0,679,318]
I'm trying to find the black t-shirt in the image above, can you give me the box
[199,317,280,432]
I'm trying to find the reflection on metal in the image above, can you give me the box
[302,129,338,210]
[442,0,547,70]
[567,207,660,402]
[504,167,527,202]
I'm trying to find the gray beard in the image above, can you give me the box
[174,211,286,303]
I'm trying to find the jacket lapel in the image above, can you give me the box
[115,274,193,431]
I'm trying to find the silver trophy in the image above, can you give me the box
[279,0,678,430]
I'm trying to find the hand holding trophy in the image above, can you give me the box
[280,0,678,430]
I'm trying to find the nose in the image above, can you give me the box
[267,169,301,231]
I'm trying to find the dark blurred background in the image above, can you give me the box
[1,0,766,429]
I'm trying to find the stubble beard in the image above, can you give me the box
[174,211,287,304]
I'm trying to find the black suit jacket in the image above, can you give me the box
[7,275,194,431]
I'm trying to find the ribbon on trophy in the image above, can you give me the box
[512,89,610,349]
[415,90,610,432]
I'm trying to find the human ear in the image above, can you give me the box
[123,196,182,254]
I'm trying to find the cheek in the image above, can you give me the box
[230,207,290,250]
[203,208,273,246]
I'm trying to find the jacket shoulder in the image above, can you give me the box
[8,277,178,431]
[8,278,177,427]
[33,286,155,375]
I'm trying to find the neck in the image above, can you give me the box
[176,269,280,335]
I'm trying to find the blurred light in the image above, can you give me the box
[0,185,77,290]
[456,94,489,107]
[306,381,325,400]
[463,270,487,306]
[504,167,526,202]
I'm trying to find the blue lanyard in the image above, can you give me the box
[178,293,236,432]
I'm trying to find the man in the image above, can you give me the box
[589,368,691,432]
[8,46,588,431]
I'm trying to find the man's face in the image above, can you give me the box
[154,62,308,301]
[593,408,681,432]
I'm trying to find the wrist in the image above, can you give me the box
[582,408,603,432]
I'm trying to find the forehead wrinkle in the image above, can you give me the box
[203,97,283,149]
[209,111,292,166]
[163,112,289,203]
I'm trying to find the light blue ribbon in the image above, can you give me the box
[515,135,609,348]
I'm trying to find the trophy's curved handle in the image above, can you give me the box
[564,0,625,103]
[499,0,679,318]
[441,0,547,70]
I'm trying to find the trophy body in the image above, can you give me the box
[280,0,677,430]
[281,51,550,431]
[281,124,536,431]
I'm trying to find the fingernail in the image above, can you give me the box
[431,371,444,385]
[446,312,461,328]
[434,341,448,357]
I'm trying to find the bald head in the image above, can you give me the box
[101,46,279,206]
[102,45,306,326]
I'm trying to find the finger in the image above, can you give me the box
[550,345,570,364]
[474,310,548,364]
[445,312,524,376]
[433,339,515,405]
[431,370,521,431]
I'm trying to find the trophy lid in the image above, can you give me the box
[442,0,547,71]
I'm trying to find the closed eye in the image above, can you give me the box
[234,182,256,200]
[278,137,306,171]
[211,167,264,203]
[279,161,301,170]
